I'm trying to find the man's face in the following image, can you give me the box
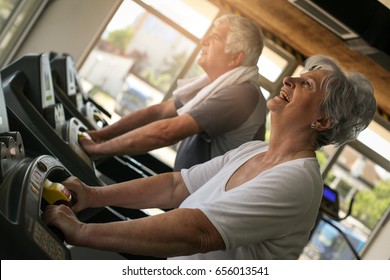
[198,23,238,81]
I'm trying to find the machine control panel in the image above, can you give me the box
[32,219,68,260]
[1,152,72,259]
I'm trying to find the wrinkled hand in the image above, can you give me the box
[43,204,84,246]
[61,176,97,213]
[78,132,107,161]
[85,130,103,143]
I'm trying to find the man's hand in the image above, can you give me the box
[78,132,107,160]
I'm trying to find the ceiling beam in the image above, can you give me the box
[210,0,390,121]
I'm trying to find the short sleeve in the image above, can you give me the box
[188,83,260,138]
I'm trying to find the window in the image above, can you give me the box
[301,116,390,259]
[0,0,50,67]
[78,0,304,166]
[142,0,219,39]
[78,0,220,166]
[257,40,298,99]
[79,0,219,117]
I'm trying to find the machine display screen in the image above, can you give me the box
[40,54,56,109]
[323,186,337,202]
[66,56,77,96]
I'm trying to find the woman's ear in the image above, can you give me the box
[314,117,333,131]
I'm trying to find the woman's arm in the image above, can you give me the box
[44,171,227,258]
[43,206,225,258]
[62,172,189,212]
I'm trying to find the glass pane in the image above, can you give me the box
[257,45,288,82]
[260,86,270,100]
[127,15,197,91]
[0,0,21,34]
[79,0,198,117]
[327,145,390,228]
[143,0,219,38]
[183,53,205,79]
[292,64,304,77]
[316,145,335,168]
[301,144,390,259]
[301,217,365,260]
[358,119,390,161]
[0,0,44,66]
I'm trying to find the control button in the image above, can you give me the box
[37,161,48,172]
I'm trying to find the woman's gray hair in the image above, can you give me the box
[304,55,377,149]
[214,14,264,66]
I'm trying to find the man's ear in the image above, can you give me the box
[229,51,245,67]
[315,117,333,131]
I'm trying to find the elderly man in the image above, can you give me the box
[80,14,267,171]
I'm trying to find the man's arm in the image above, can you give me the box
[88,99,178,142]
[81,110,202,158]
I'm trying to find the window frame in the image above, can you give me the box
[0,0,51,67]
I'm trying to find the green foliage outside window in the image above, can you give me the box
[353,179,390,230]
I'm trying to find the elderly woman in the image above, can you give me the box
[43,55,376,259]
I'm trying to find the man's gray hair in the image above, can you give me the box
[215,14,264,66]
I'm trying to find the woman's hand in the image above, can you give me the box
[42,204,84,246]
[61,176,97,213]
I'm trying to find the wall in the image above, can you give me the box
[14,0,121,68]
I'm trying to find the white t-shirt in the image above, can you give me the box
[170,141,323,260]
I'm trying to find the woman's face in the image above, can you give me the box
[268,70,329,128]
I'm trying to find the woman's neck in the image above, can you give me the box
[266,135,316,163]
